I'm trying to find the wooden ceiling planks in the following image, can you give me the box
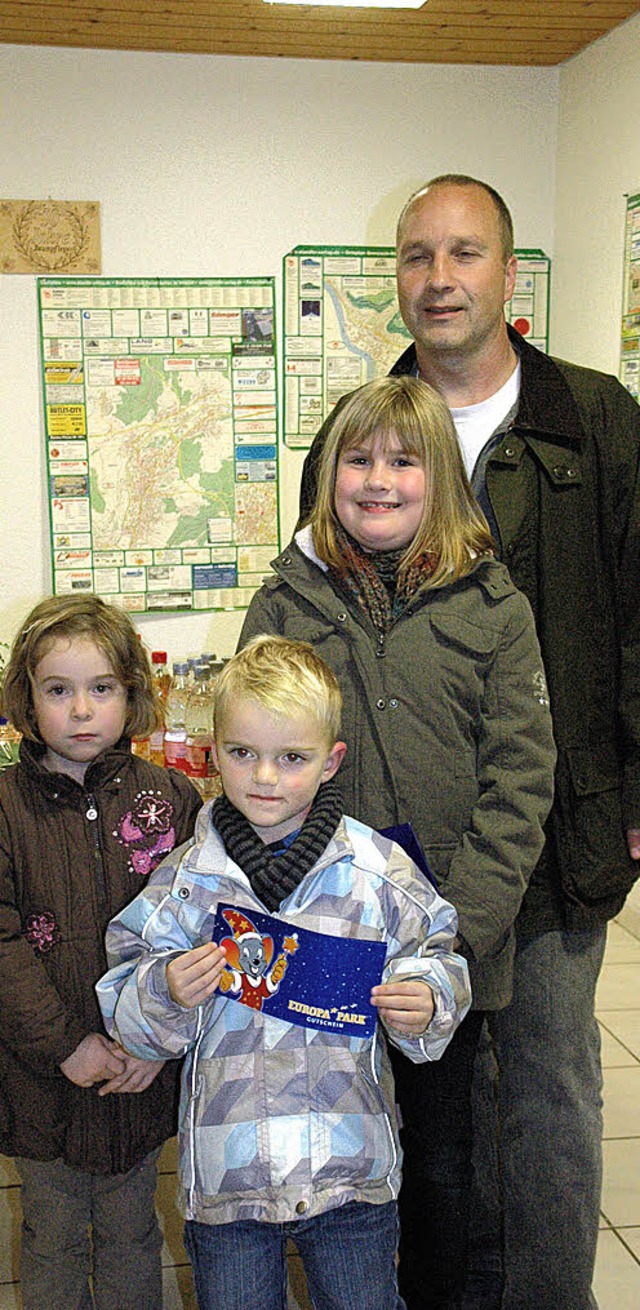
[2,0,640,66]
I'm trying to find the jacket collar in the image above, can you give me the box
[392,326,585,446]
[18,734,133,797]
[185,809,355,891]
[293,522,325,566]
[274,528,514,604]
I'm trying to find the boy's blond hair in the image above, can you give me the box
[2,594,160,742]
[311,375,494,590]
[214,636,342,744]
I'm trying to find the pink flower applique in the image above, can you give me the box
[130,828,177,877]
[114,790,177,878]
[24,912,60,954]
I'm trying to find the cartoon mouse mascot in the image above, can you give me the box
[218,907,298,1012]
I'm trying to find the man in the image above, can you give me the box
[299,175,640,1310]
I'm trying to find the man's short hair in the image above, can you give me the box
[214,636,342,744]
[397,173,514,264]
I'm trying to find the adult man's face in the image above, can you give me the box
[396,183,517,364]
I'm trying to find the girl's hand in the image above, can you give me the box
[60,1033,126,1087]
[371,977,435,1037]
[166,942,227,1009]
[98,1052,167,1096]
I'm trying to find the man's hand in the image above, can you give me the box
[627,828,640,860]
[166,942,227,1008]
[98,1052,166,1096]
[371,976,435,1037]
[60,1033,126,1087]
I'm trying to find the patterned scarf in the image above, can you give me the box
[328,523,437,642]
[211,779,344,912]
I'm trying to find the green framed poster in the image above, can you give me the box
[283,245,551,447]
[620,192,640,401]
[38,277,278,612]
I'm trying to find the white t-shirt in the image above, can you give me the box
[450,362,521,479]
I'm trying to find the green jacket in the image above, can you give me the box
[240,539,556,1009]
[299,329,640,936]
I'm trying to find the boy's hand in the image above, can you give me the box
[371,977,435,1037]
[166,942,227,1008]
[98,1051,166,1096]
[60,1033,126,1087]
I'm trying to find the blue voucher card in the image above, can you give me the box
[213,903,387,1037]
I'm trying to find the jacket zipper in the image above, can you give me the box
[84,791,108,916]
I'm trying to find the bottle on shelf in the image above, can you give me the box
[184,663,213,791]
[163,661,190,771]
[148,650,170,767]
[197,654,224,788]
[186,656,200,686]
[151,650,171,701]
[200,652,224,681]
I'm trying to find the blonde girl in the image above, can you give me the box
[240,375,556,1306]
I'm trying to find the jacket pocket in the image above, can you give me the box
[429,610,497,657]
[553,743,636,906]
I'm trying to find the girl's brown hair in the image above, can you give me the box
[1,594,160,742]
[311,375,494,591]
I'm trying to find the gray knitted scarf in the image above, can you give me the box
[211,779,344,911]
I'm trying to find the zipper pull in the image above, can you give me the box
[85,793,98,821]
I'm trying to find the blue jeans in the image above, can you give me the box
[464,927,606,1310]
[184,1199,405,1310]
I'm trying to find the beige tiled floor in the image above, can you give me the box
[0,894,638,1309]
[593,882,640,1309]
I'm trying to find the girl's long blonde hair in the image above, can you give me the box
[311,375,494,591]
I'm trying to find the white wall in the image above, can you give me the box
[0,43,558,662]
[553,10,640,372]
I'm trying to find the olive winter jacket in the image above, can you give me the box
[240,537,556,1009]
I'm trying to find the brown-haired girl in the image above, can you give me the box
[0,594,201,1310]
[240,375,557,1306]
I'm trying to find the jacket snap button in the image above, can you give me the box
[376,698,386,710]
[336,612,347,622]
[281,555,291,566]
[389,698,398,708]
[503,445,515,458]
[566,467,577,479]
[553,465,565,478]
[178,887,190,900]
[295,1200,308,1215]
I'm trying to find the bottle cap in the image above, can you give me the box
[152,651,168,664]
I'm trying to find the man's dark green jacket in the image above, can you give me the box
[298,327,640,936]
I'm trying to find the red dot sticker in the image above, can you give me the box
[513,317,531,336]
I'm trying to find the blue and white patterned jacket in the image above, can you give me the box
[97,803,470,1225]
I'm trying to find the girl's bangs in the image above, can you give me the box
[337,415,423,460]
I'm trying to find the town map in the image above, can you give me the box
[38,277,278,612]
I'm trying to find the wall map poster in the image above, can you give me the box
[37,277,278,612]
[620,192,640,401]
[283,245,551,447]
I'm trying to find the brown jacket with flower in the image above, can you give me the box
[0,738,201,1174]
